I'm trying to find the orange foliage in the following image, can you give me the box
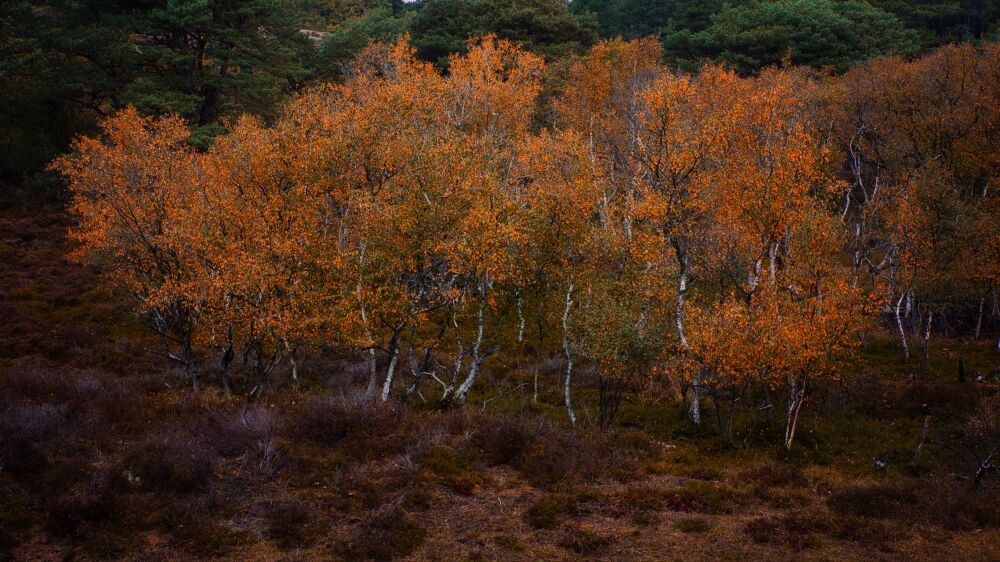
[54,37,996,444]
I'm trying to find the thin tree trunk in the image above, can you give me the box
[922,308,932,375]
[913,415,930,463]
[747,258,762,299]
[516,290,525,343]
[992,279,997,317]
[380,329,401,402]
[365,349,378,399]
[762,385,775,427]
[688,377,702,425]
[896,290,910,360]
[674,245,690,350]
[975,295,985,340]
[357,282,380,400]
[784,375,806,450]
[533,304,544,404]
[454,281,490,402]
[768,240,778,288]
[674,244,701,424]
[405,320,447,397]
[974,446,999,487]
[283,339,298,391]
[220,327,233,396]
[562,281,575,426]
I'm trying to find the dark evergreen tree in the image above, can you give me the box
[663,0,919,73]
[0,0,315,187]
[570,0,735,40]
[408,0,598,66]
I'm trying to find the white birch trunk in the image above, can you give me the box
[784,375,806,450]
[768,240,778,288]
[380,332,400,402]
[895,290,910,360]
[357,279,379,400]
[674,245,700,424]
[562,282,576,426]
[516,290,525,343]
[454,281,489,402]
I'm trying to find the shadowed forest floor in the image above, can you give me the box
[2,203,1000,561]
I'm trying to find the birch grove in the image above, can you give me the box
[54,37,998,447]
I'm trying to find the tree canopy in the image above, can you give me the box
[54,37,998,445]
[663,0,920,73]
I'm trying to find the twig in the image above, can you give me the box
[482,382,527,410]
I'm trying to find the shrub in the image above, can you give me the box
[615,484,665,514]
[420,443,464,476]
[471,414,537,466]
[524,494,571,529]
[515,429,619,486]
[684,466,724,481]
[559,523,612,553]
[89,377,146,434]
[171,517,248,558]
[827,481,917,518]
[347,498,427,560]
[931,486,1000,530]
[0,402,65,480]
[614,428,661,458]
[266,498,323,548]
[743,462,807,489]
[675,515,713,533]
[0,492,35,549]
[214,406,281,479]
[0,361,73,400]
[896,381,972,416]
[289,394,403,458]
[44,461,130,537]
[782,509,833,536]
[662,481,741,514]
[124,438,215,493]
[494,533,524,551]
[743,516,783,543]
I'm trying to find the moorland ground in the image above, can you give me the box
[1,202,999,561]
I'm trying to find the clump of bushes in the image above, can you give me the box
[471,414,633,486]
[613,483,666,516]
[827,480,917,518]
[288,393,404,459]
[266,498,324,548]
[927,485,1000,531]
[663,480,743,514]
[418,443,481,494]
[524,493,574,529]
[895,380,972,416]
[743,462,808,489]
[124,437,216,494]
[346,498,427,560]
[213,405,281,480]
[420,443,464,476]
[44,460,131,537]
[471,414,538,465]
[743,515,782,543]
[0,402,65,480]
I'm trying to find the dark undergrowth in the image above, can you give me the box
[1,203,999,560]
